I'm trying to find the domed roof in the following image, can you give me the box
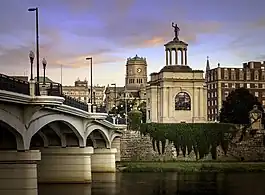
[159,65,192,73]
[127,54,146,62]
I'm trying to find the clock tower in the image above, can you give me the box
[125,54,147,91]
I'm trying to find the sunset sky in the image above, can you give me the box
[0,0,265,86]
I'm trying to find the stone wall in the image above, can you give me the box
[120,130,265,162]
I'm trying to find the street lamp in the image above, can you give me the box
[29,51,35,80]
[86,57,93,112]
[28,7,40,95]
[42,58,47,85]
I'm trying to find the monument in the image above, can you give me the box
[145,23,207,123]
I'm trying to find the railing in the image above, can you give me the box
[0,73,88,112]
[106,115,127,124]
[0,74,29,95]
[62,94,88,112]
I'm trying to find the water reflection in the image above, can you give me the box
[38,183,91,195]
[38,172,265,195]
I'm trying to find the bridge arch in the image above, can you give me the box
[0,109,26,150]
[110,132,122,143]
[27,114,85,149]
[85,124,111,148]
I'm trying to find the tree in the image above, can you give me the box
[219,88,264,125]
[138,101,146,123]
[108,99,137,117]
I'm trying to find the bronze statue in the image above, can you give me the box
[172,22,180,40]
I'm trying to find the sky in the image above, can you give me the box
[0,0,265,86]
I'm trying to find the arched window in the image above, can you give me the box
[175,92,191,110]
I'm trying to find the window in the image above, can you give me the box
[239,69,244,80]
[246,69,251,80]
[262,92,265,97]
[247,83,250,88]
[231,69,236,80]
[255,92,259,97]
[224,83,228,88]
[240,83,244,88]
[175,92,191,110]
[148,110,151,119]
[255,84,259,88]
[263,100,265,106]
[262,70,265,80]
[232,83,235,88]
[224,91,229,97]
[224,69,229,80]
[254,70,259,80]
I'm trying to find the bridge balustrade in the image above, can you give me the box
[0,73,30,95]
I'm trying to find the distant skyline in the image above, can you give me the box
[0,0,265,86]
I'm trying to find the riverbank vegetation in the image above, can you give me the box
[128,109,236,160]
[117,162,265,173]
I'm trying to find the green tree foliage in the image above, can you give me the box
[127,113,235,159]
[128,109,142,131]
[138,101,146,123]
[219,88,264,125]
[140,123,235,160]
[108,99,137,117]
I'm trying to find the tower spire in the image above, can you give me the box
[206,56,210,71]
[205,56,210,82]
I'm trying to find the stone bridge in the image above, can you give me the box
[0,74,126,195]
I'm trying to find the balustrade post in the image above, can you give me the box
[29,80,36,96]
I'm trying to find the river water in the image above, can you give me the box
[38,172,265,195]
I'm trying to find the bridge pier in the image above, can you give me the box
[0,150,41,195]
[38,147,94,183]
[91,148,117,172]
[111,137,121,162]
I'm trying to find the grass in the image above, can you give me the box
[117,161,265,173]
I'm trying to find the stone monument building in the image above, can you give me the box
[146,23,207,123]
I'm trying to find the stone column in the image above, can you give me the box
[38,147,94,183]
[165,49,168,65]
[91,148,117,173]
[111,137,121,162]
[0,150,41,195]
[184,49,188,65]
[181,49,184,65]
[169,49,172,65]
[175,49,178,65]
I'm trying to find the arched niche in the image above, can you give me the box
[175,92,191,110]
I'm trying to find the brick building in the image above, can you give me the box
[206,60,265,121]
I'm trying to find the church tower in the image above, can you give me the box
[125,55,147,91]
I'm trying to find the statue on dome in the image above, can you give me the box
[172,22,180,40]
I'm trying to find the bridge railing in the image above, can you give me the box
[105,115,127,124]
[0,74,30,95]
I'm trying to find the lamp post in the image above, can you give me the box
[28,7,40,95]
[29,51,35,80]
[86,57,93,112]
[111,83,117,115]
[42,58,47,85]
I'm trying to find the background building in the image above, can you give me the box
[63,79,105,106]
[146,24,207,123]
[206,61,265,121]
[104,55,148,113]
